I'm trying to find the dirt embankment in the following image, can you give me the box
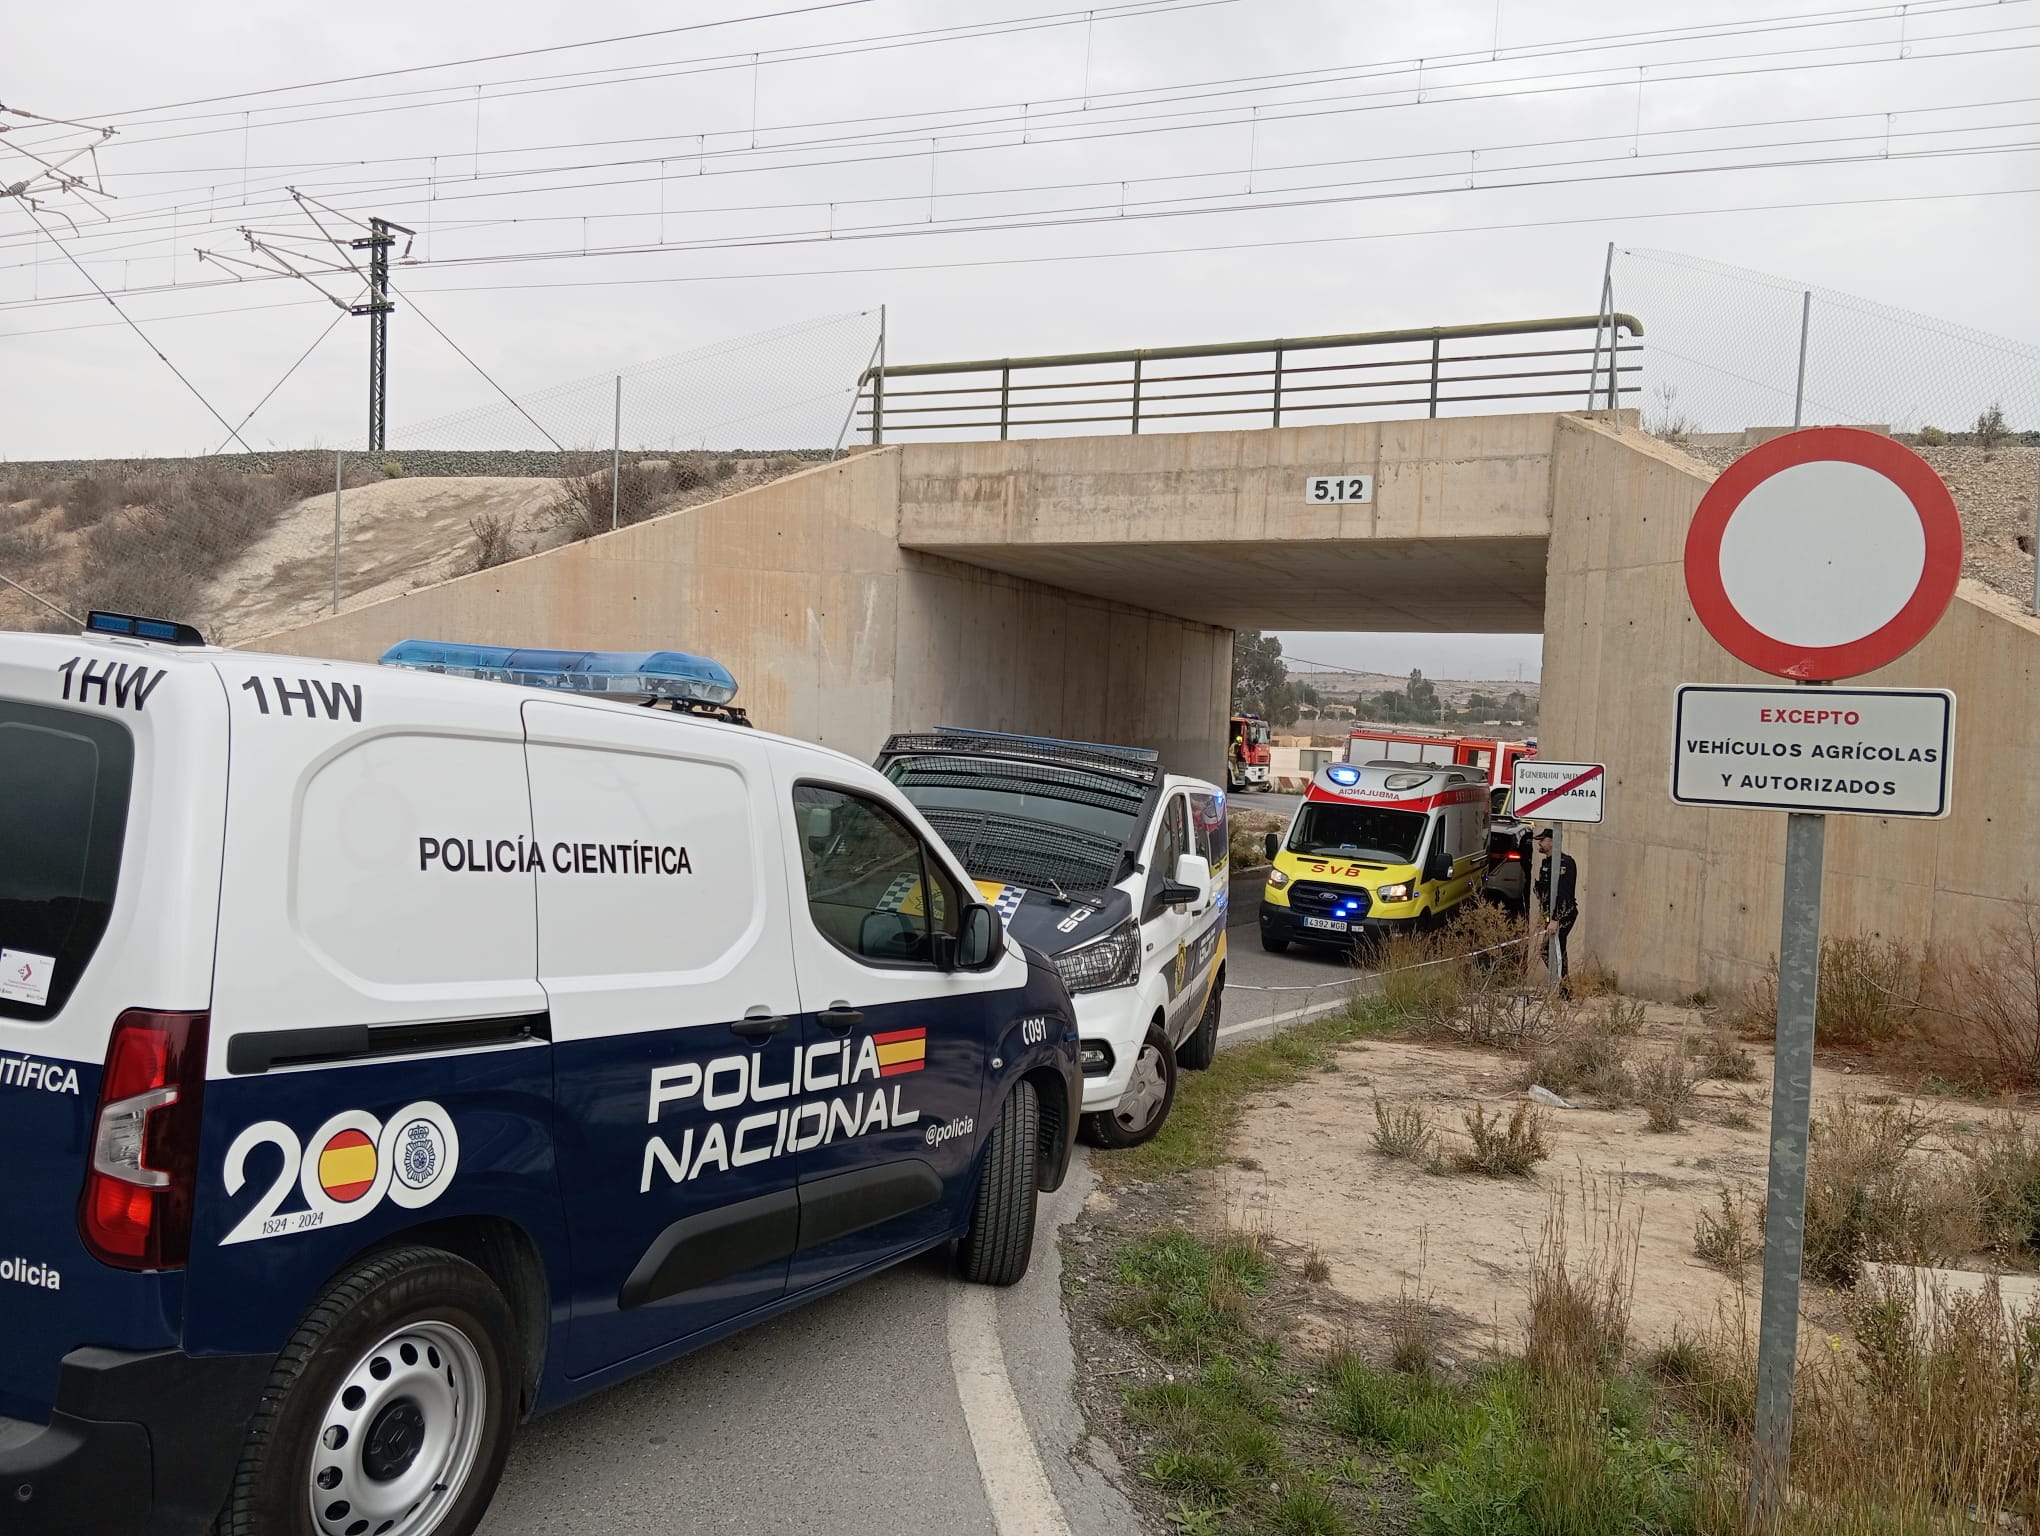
[1213,1001,2040,1355]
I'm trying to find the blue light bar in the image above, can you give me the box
[378,640,738,705]
[1325,763,1361,787]
[87,610,206,647]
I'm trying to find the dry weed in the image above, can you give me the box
[1453,1102,1552,1177]
[1935,904,2040,1088]
[1635,1050,1698,1133]
[1800,1097,1979,1284]
[1694,1030,1757,1082]
[466,513,517,572]
[1731,934,1929,1049]
[1371,1094,1434,1165]
[1377,926,1464,1028]
[1384,1294,1443,1376]
[1521,1007,1635,1105]
[1692,1186,1762,1279]
[1963,1111,2040,1266]
[1302,1243,1331,1284]
[1524,1173,1638,1378]
[1827,1270,2040,1528]
[546,453,667,539]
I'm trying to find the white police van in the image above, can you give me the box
[875,730,1227,1149]
[0,615,1081,1536]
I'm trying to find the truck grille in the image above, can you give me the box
[1286,881,1371,918]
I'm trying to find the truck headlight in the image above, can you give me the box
[1377,881,1415,903]
[1265,868,1290,890]
[1053,918,1141,994]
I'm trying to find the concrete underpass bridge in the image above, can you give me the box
[263,318,2040,1002]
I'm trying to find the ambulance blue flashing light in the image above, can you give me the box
[1325,763,1362,787]
[378,640,738,705]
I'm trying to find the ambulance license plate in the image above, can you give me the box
[1303,917,1349,932]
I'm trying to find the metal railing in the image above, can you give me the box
[855,314,1643,443]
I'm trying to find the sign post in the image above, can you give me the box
[1680,427,1962,1527]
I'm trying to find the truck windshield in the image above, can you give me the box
[884,755,1139,894]
[1285,803,1426,863]
[0,702,135,1022]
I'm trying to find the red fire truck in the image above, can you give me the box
[1343,728,1535,792]
[1228,714,1273,791]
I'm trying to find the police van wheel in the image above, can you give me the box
[1080,1025,1176,1149]
[958,1079,1041,1287]
[216,1246,519,1536]
[1177,985,1221,1071]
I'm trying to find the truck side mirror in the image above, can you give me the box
[1170,853,1212,911]
[1264,831,1280,861]
[958,903,1005,971]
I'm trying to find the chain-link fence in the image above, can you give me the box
[1611,248,2040,606]
[0,308,882,642]
[1615,248,2040,442]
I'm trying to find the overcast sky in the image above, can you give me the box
[7,0,2036,678]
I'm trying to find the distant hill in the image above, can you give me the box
[1288,670,1541,708]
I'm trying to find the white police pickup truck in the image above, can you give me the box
[0,616,1080,1536]
[876,730,1228,1149]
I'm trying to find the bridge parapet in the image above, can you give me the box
[858,314,1642,444]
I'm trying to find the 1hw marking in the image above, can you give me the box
[57,656,165,712]
[241,675,364,722]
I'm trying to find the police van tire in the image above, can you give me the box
[1177,984,1221,1071]
[958,1080,1041,1287]
[1079,1025,1176,1149]
[216,1246,519,1536]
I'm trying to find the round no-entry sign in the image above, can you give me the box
[1683,427,1962,680]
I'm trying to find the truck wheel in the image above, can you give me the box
[1080,1025,1176,1149]
[1177,983,1221,1070]
[1261,931,1289,953]
[217,1247,519,1536]
[958,1079,1041,1286]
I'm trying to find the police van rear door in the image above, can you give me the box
[0,633,227,1425]
[521,699,806,1379]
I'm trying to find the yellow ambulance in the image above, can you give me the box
[1257,760,1490,951]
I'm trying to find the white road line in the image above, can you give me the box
[947,1283,1075,1536]
[1217,990,1362,1040]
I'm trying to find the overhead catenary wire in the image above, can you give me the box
[52,0,2015,150]
[6,124,2036,326]
[208,301,355,454]
[389,281,567,451]
[42,0,2033,208]
[9,0,2032,276]
[10,24,2038,292]
[62,0,892,120]
[0,568,84,626]
[8,199,256,452]
[18,89,2036,280]
[7,180,2036,341]
[52,0,1229,149]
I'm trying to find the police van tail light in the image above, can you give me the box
[80,1009,210,1271]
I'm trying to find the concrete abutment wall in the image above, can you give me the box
[1540,415,2040,1000]
[254,449,1232,777]
[252,413,2040,1000]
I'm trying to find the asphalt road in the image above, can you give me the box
[475,882,1359,1536]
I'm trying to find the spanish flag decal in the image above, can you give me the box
[873,1027,927,1077]
[317,1128,379,1203]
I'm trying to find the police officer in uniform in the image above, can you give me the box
[1532,826,1578,991]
